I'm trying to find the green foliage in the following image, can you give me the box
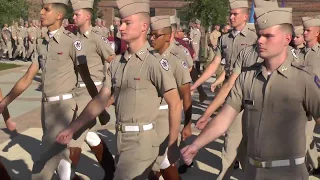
[65,0,102,25]
[0,0,28,26]
[182,0,229,28]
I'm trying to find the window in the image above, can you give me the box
[150,8,155,17]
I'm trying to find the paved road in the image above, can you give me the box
[0,60,319,179]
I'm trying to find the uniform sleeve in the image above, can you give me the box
[98,36,115,60]
[225,74,244,112]
[304,73,320,120]
[71,38,87,65]
[174,59,192,87]
[150,57,177,95]
[232,49,246,75]
[215,36,223,58]
[103,64,112,89]
[182,48,194,68]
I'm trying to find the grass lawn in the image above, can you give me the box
[0,63,21,71]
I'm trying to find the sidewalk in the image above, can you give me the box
[0,61,319,179]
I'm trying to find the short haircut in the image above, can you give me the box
[51,3,68,18]
[240,7,249,15]
[160,27,172,35]
[279,23,294,35]
[138,12,150,25]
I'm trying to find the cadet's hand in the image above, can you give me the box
[181,125,192,141]
[210,84,216,93]
[167,143,180,164]
[190,85,196,96]
[195,116,209,130]
[181,144,199,166]
[56,128,74,145]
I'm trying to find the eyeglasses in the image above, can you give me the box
[148,34,166,39]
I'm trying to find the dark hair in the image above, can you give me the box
[51,3,68,17]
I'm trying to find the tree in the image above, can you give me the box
[0,0,28,26]
[65,0,102,25]
[182,0,229,28]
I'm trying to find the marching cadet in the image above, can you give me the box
[13,19,27,60]
[93,18,103,35]
[1,24,13,59]
[0,0,97,179]
[64,0,116,179]
[293,25,305,55]
[26,20,37,60]
[148,16,192,180]
[190,19,202,73]
[101,20,110,37]
[299,15,320,175]
[192,0,258,179]
[182,4,320,180]
[10,22,18,52]
[206,24,221,68]
[56,0,182,179]
[108,25,127,55]
[113,17,121,39]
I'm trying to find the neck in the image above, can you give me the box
[306,39,318,48]
[128,36,147,54]
[265,47,288,72]
[158,43,170,55]
[234,22,246,31]
[170,32,176,43]
[296,44,304,49]
[80,21,91,34]
[48,21,62,32]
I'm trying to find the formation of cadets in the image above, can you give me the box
[0,0,320,180]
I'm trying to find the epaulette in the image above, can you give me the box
[91,29,100,35]
[291,61,314,75]
[64,30,75,38]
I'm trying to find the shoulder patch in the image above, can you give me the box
[101,36,109,44]
[181,60,188,70]
[109,41,115,51]
[314,76,320,88]
[160,59,170,71]
[74,40,82,51]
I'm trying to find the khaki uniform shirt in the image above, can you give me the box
[77,26,115,83]
[101,26,110,37]
[27,27,37,42]
[210,29,221,46]
[171,41,194,68]
[158,46,192,106]
[17,26,27,40]
[299,42,320,76]
[104,42,177,124]
[190,28,201,43]
[1,27,11,42]
[215,24,257,78]
[92,26,103,36]
[32,26,86,97]
[11,26,17,40]
[226,48,320,160]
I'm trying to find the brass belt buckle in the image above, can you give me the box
[254,160,262,168]
[116,123,122,132]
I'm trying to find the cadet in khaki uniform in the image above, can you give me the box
[56,0,183,179]
[148,16,192,180]
[1,24,13,59]
[183,6,320,180]
[101,20,110,37]
[93,18,103,35]
[13,19,27,59]
[0,1,97,179]
[65,1,116,179]
[299,16,320,174]
[206,24,221,68]
[113,17,121,39]
[27,20,37,59]
[293,26,305,55]
[190,19,201,73]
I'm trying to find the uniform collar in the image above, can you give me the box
[51,26,65,44]
[310,42,320,52]
[162,45,173,58]
[256,47,296,79]
[81,25,93,38]
[230,23,250,38]
[124,42,151,61]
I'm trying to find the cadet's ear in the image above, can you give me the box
[165,34,171,42]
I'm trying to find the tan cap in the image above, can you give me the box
[229,0,248,9]
[254,0,278,8]
[114,17,121,21]
[294,25,304,36]
[43,0,69,5]
[302,16,320,28]
[71,0,94,10]
[170,16,177,24]
[255,8,292,30]
[116,0,150,19]
[195,19,201,24]
[151,16,171,31]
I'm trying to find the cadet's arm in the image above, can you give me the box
[164,89,182,146]
[192,55,222,89]
[202,72,239,119]
[68,87,112,133]
[78,64,99,98]
[105,55,115,63]
[1,63,39,106]
[211,70,226,88]
[179,84,192,127]
[193,104,238,149]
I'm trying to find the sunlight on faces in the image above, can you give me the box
[119,13,149,42]
[150,28,171,51]
[294,34,304,47]
[303,26,320,42]
[40,3,66,27]
[73,9,91,27]
[257,24,292,60]
[229,8,248,28]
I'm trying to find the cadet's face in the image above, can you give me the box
[73,9,87,27]
[258,25,291,60]
[120,14,147,42]
[150,29,169,50]
[229,8,247,28]
[303,27,320,42]
[40,4,59,27]
[294,35,304,47]
[215,25,220,31]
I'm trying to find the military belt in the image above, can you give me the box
[43,93,73,102]
[78,81,102,88]
[115,123,153,133]
[159,105,168,110]
[248,157,305,168]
